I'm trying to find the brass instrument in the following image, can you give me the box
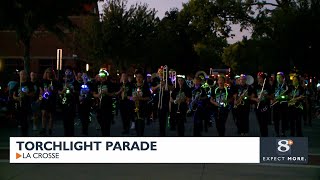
[234,89,248,108]
[189,90,202,112]
[158,65,168,110]
[271,89,288,107]
[175,89,186,113]
[257,78,266,109]
[61,71,72,105]
[134,87,142,119]
[234,75,254,109]
[98,85,103,108]
[288,95,305,109]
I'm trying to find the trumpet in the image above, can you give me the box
[158,65,168,109]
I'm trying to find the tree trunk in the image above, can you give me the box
[23,38,31,75]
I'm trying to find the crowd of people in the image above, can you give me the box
[2,66,319,137]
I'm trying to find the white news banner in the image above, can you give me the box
[10,137,260,163]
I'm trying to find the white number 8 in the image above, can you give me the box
[277,140,290,152]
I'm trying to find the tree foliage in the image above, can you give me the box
[0,0,99,74]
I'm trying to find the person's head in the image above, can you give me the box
[121,72,128,83]
[146,74,152,82]
[257,72,266,84]
[218,75,226,87]
[82,73,89,83]
[99,69,109,82]
[95,74,100,82]
[240,74,246,86]
[292,75,300,87]
[194,77,202,86]
[43,68,53,80]
[177,77,185,87]
[135,71,144,84]
[276,72,285,84]
[30,72,37,82]
[20,70,27,82]
[77,72,82,81]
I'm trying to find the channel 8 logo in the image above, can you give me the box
[276,139,294,155]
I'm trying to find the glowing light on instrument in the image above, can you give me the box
[42,91,50,99]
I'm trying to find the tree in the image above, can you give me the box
[73,15,104,71]
[0,0,99,74]
[100,0,158,71]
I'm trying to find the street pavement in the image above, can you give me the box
[0,109,320,180]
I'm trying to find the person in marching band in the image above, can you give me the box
[233,74,254,136]
[271,72,289,137]
[210,75,232,136]
[288,75,304,136]
[171,77,191,136]
[39,68,58,136]
[30,72,41,131]
[251,72,272,137]
[152,67,173,136]
[119,72,133,135]
[58,68,77,137]
[78,73,93,136]
[93,69,119,136]
[13,70,34,136]
[191,77,208,136]
[128,70,151,136]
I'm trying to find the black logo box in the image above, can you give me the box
[260,137,308,164]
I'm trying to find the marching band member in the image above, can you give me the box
[152,66,173,136]
[128,70,151,136]
[251,72,271,137]
[233,74,253,136]
[39,68,58,136]
[171,77,191,136]
[30,72,41,131]
[13,70,34,136]
[210,75,232,136]
[119,72,133,134]
[58,68,77,136]
[78,73,93,136]
[288,75,304,136]
[271,72,289,137]
[190,77,207,136]
[93,69,118,136]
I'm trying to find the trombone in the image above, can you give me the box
[158,65,168,110]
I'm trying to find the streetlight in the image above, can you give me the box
[57,49,62,79]
[86,64,89,72]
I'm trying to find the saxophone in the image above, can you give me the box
[234,88,248,109]
[175,89,186,113]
